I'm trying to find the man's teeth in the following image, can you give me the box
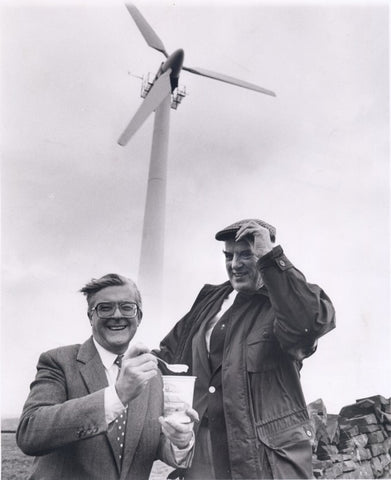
[108,325,127,330]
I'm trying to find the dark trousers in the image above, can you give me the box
[185,423,218,480]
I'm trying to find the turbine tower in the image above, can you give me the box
[118,3,276,314]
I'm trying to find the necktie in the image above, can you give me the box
[113,355,127,465]
[114,354,123,373]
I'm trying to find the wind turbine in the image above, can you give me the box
[118,3,276,309]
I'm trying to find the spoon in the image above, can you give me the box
[157,357,189,373]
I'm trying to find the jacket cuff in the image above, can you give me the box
[257,245,293,271]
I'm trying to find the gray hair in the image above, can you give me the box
[80,273,142,319]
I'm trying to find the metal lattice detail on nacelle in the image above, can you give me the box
[140,73,155,99]
[170,85,187,110]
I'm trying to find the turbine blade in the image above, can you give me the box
[118,70,171,146]
[183,66,276,96]
[125,3,168,57]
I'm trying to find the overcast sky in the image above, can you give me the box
[1,0,390,418]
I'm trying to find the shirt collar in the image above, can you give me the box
[92,337,121,370]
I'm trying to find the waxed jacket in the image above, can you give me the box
[157,245,336,479]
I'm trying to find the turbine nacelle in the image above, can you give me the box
[160,49,184,92]
[118,3,276,146]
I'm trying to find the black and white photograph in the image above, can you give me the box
[1,0,390,479]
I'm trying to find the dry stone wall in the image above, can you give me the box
[308,395,391,479]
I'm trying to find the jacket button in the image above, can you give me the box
[279,259,286,267]
[209,386,216,393]
[306,429,312,437]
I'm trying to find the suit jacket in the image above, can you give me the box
[16,337,181,480]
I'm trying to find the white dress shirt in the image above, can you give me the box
[93,338,128,424]
[205,290,237,353]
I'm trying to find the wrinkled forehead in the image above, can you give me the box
[88,284,138,308]
[223,238,253,253]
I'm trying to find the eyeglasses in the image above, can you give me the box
[91,302,139,318]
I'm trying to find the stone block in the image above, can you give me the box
[317,441,338,460]
[353,447,372,461]
[313,414,331,445]
[338,446,355,455]
[371,456,383,476]
[326,414,340,444]
[339,400,376,419]
[339,434,368,451]
[356,395,388,410]
[334,453,352,462]
[340,414,378,428]
[367,430,386,444]
[313,458,333,470]
[379,410,391,425]
[359,424,382,434]
[339,425,359,439]
[356,462,375,479]
[370,442,387,457]
[383,436,391,452]
[337,471,358,479]
[342,460,357,472]
[353,434,369,448]
[379,452,391,469]
[324,462,344,478]
[308,398,328,421]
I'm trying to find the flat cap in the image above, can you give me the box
[215,218,276,242]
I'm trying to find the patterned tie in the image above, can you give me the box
[113,355,127,464]
[114,354,123,373]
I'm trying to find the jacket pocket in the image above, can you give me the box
[257,421,314,479]
[262,421,314,449]
[246,338,280,372]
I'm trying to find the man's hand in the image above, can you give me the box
[159,408,199,449]
[115,342,158,405]
[235,220,273,258]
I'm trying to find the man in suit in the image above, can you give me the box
[17,273,197,480]
[156,219,336,479]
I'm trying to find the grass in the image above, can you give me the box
[2,433,34,480]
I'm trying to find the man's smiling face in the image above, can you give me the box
[224,238,263,294]
[89,284,140,354]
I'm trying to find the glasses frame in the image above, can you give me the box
[90,301,139,319]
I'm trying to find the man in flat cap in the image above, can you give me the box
[155,219,336,479]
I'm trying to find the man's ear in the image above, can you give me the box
[87,311,92,323]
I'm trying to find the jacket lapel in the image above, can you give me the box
[192,317,212,379]
[188,282,233,341]
[77,337,121,474]
[77,337,108,393]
